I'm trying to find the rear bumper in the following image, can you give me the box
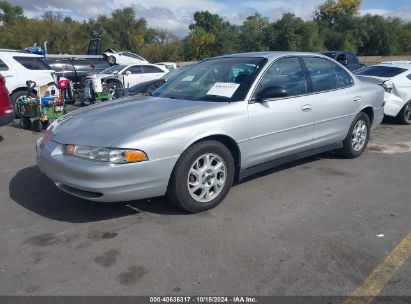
[36,138,179,202]
[383,92,406,117]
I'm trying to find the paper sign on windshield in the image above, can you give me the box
[206,82,240,98]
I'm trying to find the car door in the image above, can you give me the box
[245,57,315,168]
[122,65,144,88]
[302,56,360,148]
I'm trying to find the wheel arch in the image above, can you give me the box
[360,106,374,125]
[10,87,37,97]
[176,134,242,183]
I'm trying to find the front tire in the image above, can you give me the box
[167,140,235,213]
[340,112,371,158]
[397,100,411,125]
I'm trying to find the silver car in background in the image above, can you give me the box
[37,52,385,213]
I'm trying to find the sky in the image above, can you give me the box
[9,0,411,37]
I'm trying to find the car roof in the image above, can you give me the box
[0,50,43,58]
[214,51,331,60]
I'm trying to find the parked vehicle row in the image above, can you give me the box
[37,51,385,213]
[97,63,169,97]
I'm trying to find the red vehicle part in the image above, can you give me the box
[58,79,69,89]
[0,74,14,126]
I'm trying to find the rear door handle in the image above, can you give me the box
[353,96,362,103]
[301,104,312,112]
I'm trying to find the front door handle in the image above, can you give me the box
[301,104,312,112]
[353,96,362,103]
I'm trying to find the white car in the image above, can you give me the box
[103,49,148,66]
[356,63,411,124]
[98,63,168,95]
[0,50,55,106]
[155,62,177,71]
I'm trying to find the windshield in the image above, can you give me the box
[161,65,192,81]
[152,57,267,102]
[100,65,127,74]
[355,66,407,78]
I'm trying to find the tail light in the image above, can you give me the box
[381,80,393,93]
[0,74,5,86]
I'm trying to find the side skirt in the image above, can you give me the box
[238,142,343,181]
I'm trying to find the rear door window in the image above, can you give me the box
[13,56,51,70]
[142,65,164,73]
[303,57,339,92]
[126,66,143,74]
[0,58,9,71]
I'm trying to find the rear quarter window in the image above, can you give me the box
[355,66,406,78]
[0,59,9,71]
[13,56,51,70]
[333,64,354,88]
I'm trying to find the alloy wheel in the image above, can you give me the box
[187,153,227,203]
[351,119,368,152]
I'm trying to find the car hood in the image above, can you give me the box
[50,96,225,147]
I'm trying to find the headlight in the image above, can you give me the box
[63,145,148,163]
[381,80,393,93]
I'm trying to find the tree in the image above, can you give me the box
[0,1,24,25]
[267,14,323,51]
[315,0,362,25]
[183,27,216,60]
[239,14,269,52]
[188,11,240,56]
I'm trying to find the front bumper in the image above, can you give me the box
[36,138,179,202]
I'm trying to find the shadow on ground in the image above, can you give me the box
[9,166,184,223]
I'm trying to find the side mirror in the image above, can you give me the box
[125,71,131,76]
[255,86,287,101]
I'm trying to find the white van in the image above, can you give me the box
[0,50,55,106]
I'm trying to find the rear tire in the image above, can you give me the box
[397,100,411,125]
[167,140,235,213]
[20,117,31,129]
[340,112,370,158]
[32,119,42,132]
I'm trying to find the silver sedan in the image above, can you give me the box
[37,52,384,213]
